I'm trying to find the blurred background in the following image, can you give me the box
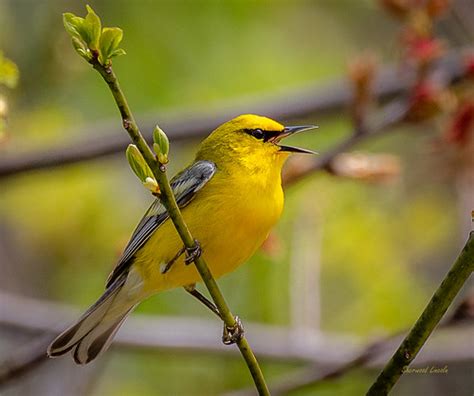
[0,0,473,395]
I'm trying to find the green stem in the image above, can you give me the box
[91,60,269,396]
[367,231,474,395]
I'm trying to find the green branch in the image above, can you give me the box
[367,229,474,395]
[63,6,269,395]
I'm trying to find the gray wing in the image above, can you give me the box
[106,160,216,287]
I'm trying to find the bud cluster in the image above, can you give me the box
[63,5,126,66]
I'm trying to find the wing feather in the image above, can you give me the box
[106,160,216,287]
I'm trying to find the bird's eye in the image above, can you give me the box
[252,128,265,140]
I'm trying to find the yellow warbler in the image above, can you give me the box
[48,114,316,364]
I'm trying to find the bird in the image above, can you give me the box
[47,114,316,364]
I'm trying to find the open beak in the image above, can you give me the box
[276,125,318,154]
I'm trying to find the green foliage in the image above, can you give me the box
[84,5,101,50]
[153,125,170,164]
[0,51,19,138]
[63,5,125,66]
[99,27,126,66]
[0,51,19,89]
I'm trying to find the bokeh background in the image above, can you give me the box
[0,1,473,395]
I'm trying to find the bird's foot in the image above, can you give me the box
[185,240,202,265]
[222,316,244,345]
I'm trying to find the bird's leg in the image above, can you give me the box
[184,284,245,345]
[161,246,186,274]
[184,239,202,265]
[184,284,222,319]
[162,239,202,274]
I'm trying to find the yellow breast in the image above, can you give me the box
[134,166,284,294]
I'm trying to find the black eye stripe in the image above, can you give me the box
[243,128,281,141]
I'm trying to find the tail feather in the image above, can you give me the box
[72,306,135,364]
[47,274,137,364]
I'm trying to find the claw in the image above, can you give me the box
[222,316,244,345]
[185,240,202,265]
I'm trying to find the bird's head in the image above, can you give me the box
[196,114,317,171]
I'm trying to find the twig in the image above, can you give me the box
[0,49,467,180]
[89,56,269,394]
[366,230,474,395]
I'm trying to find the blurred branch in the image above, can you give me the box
[0,49,468,180]
[282,99,408,186]
[227,319,474,396]
[0,333,53,387]
[367,229,474,395]
[226,288,474,396]
[0,289,360,387]
[0,330,107,396]
[2,289,474,390]
[263,340,388,396]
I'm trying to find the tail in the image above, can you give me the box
[47,274,138,364]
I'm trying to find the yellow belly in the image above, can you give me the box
[133,172,284,294]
